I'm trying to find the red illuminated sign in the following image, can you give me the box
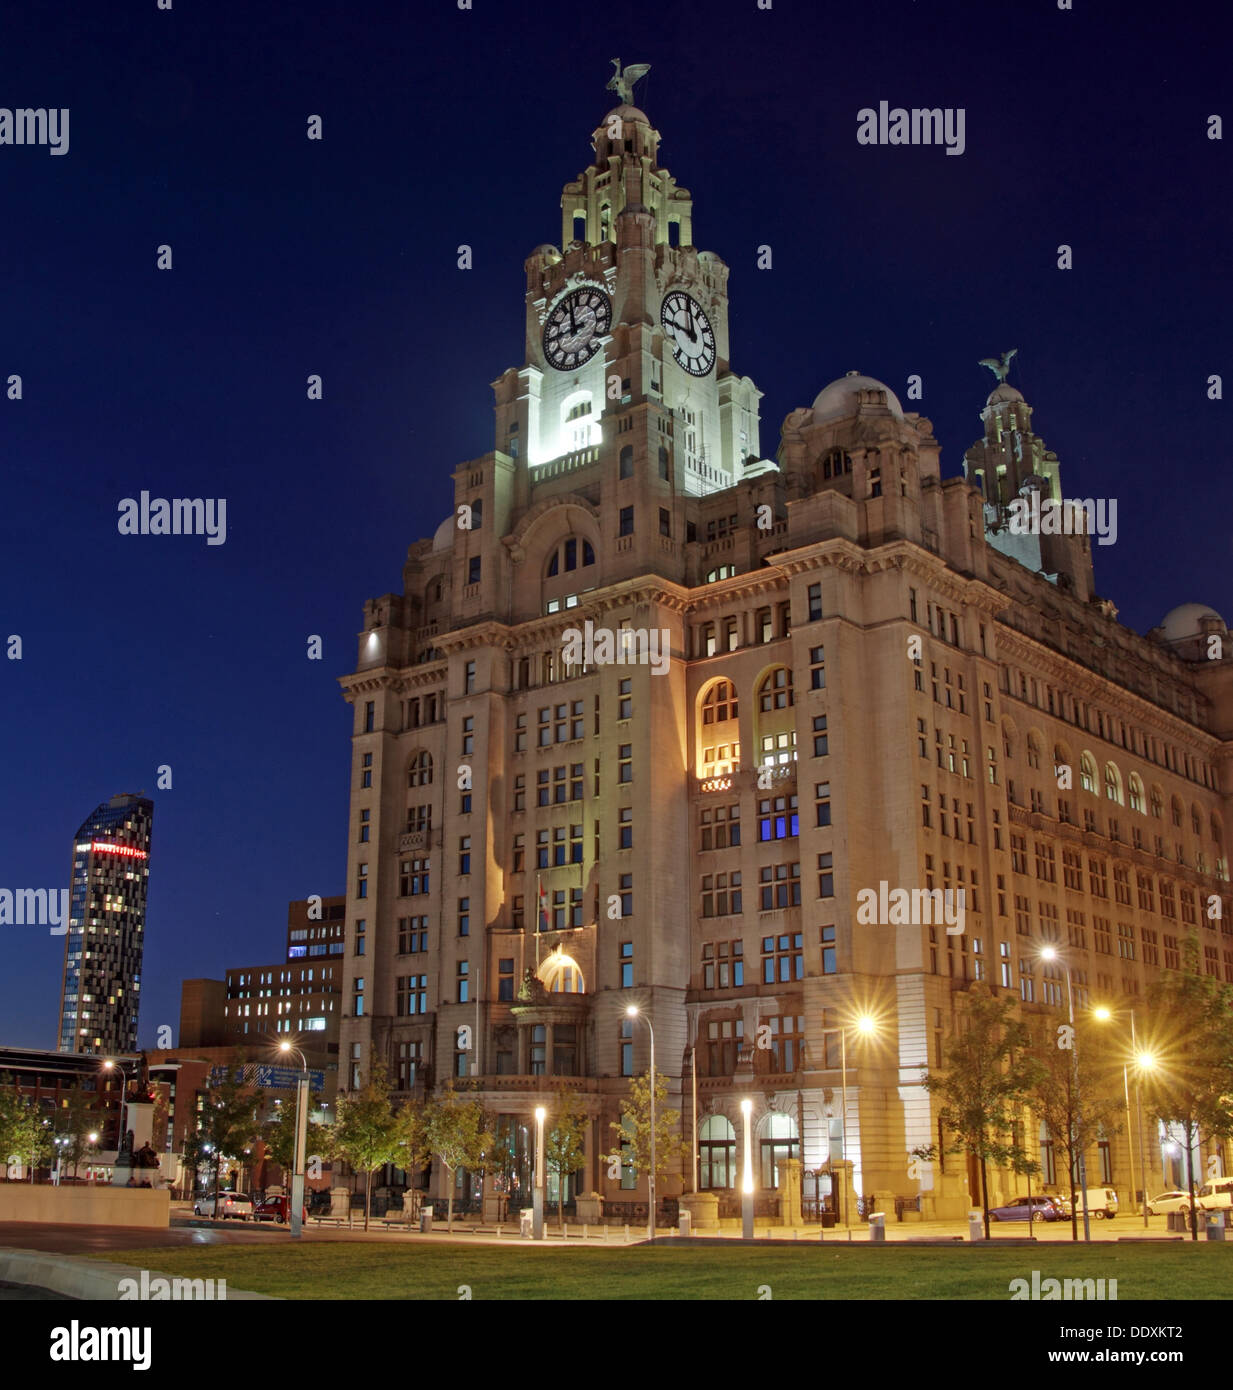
[89,841,148,860]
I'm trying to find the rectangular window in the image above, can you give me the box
[360,751,373,789]
[618,806,633,850]
[399,857,430,896]
[618,744,632,783]
[659,507,671,537]
[397,916,429,954]
[817,852,834,898]
[809,645,826,690]
[821,923,836,975]
[364,701,375,733]
[458,897,470,936]
[759,862,801,910]
[758,794,800,840]
[761,932,804,983]
[618,872,633,916]
[498,957,515,1002]
[395,974,427,1016]
[813,715,829,758]
[701,870,742,917]
[459,835,472,875]
[468,557,481,584]
[457,961,469,1003]
[620,941,633,988]
[808,583,823,622]
[619,505,634,536]
[814,782,831,828]
[618,677,632,720]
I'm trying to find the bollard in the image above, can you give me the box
[968,1209,985,1241]
[868,1212,886,1243]
[624,1223,630,1242]
[678,1210,692,1237]
[583,1223,588,1241]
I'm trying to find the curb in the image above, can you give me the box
[0,1246,279,1301]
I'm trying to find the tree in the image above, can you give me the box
[608,1070,689,1218]
[52,1088,99,1179]
[180,1127,209,1199]
[424,1085,494,1229]
[199,1062,264,1204]
[1025,1013,1122,1240]
[1142,935,1233,1240]
[543,1085,588,1230]
[922,983,1039,1239]
[261,1091,326,1187]
[325,1056,407,1230]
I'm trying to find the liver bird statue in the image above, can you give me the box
[978,348,1018,383]
[607,59,651,106]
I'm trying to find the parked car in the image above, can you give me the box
[193,1192,254,1220]
[1145,1190,1193,1216]
[1198,1177,1233,1211]
[989,1194,1067,1223]
[253,1194,308,1225]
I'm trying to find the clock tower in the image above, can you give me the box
[492,70,763,515]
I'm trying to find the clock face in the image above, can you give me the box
[661,290,715,376]
[543,287,612,371]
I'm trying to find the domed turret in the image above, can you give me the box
[811,371,904,427]
[1158,603,1226,644]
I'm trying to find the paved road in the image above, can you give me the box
[0,1279,73,1300]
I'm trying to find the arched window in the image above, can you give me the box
[539,947,585,995]
[619,445,634,479]
[1171,796,1184,828]
[699,1114,736,1190]
[822,449,852,481]
[1027,734,1042,770]
[1150,786,1163,819]
[758,667,793,712]
[758,1112,799,1189]
[407,750,433,787]
[698,679,740,777]
[1128,773,1144,814]
[1080,753,1096,794]
[756,667,795,767]
[545,535,596,578]
[1104,763,1123,804]
[1191,804,1203,836]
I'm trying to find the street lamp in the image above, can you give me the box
[101,1058,136,1186]
[626,1005,657,1241]
[740,1097,754,1239]
[533,1105,546,1240]
[818,1015,879,1228]
[1092,1006,1155,1228]
[277,1041,310,1239]
[1041,946,1091,1241]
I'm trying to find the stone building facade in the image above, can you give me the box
[337,90,1233,1220]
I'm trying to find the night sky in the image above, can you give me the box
[2,1,1228,1050]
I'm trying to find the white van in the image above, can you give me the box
[1198,1177,1233,1211]
[1083,1187,1119,1219]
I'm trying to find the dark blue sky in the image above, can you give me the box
[2,0,1229,1049]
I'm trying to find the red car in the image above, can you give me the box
[253,1194,308,1225]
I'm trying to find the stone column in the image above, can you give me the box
[779,1157,803,1226]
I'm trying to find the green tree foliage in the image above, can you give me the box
[608,1070,689,1199]
[199,1060,264,1204]
[1025,1013,1122,1240]
[424,1085,494,1229]
[1142,934,1233,1240]
[324,1056,408,1230]
[922,983,1039,1239]
[544,1084,588,1229]
[261,1090,326,1182]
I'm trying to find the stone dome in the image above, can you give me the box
[432,515,455,552]
[987,383,1024,406]
[811,371,904,426]
[604,103,650,125]
[1158,603,1226,643]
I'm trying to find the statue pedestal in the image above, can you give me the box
[779,1158,803,1226]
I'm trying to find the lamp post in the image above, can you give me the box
[819,1016,877,1228]
[533,1105,546,1240]
[278,1042,310,1239]
[740,1098,754,1239]
[626,1005,656,1240]
[1133,1046,1156,1227]
[101,1058,134,1186]
[1041,947,1090,1241]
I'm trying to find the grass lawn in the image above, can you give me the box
[84,1240,1231,1300]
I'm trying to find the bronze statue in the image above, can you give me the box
[607,59,651,106]
[978,348,1017,384]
